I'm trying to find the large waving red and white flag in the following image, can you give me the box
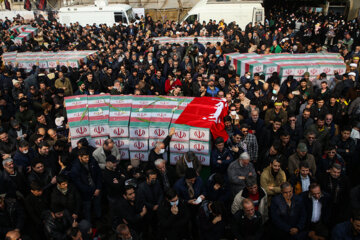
[175,97,229,141]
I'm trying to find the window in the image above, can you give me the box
[255,10,263,22]
[126,9,135,23]
[185,14,197,24]
[114,12,127,24]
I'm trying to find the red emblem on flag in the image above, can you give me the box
[154,129,165,137]
[135,129,145,137]
[94,126,104,134]
[194,130,205,139]
[285,69,292,75]
[76,127,87,135]
[113,128,124,136]
[194,143,205,151]
[310,69,317,75]
[135,152,145,160]
[323,68,331,74]
[174,143,184,151]
[115,141,124,148]
[175,131,186,139]
[297,69,305,75]
[134,142,145,150]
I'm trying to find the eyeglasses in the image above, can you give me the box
[308,137,315,139]
[289,119,296,122]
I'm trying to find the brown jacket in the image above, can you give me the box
[55,77,73,96]
[175,155,202,178]
[264,108,287,125]
[288,152,316,177]
[260,165,286,204]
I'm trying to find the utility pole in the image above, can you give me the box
[177,0,183,21]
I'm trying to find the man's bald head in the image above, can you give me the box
[5,230,20,240]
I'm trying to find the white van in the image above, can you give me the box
[58,4,136,26]
[181,0,264,30]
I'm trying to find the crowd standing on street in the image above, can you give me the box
[1,7,360,240]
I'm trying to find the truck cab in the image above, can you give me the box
[181,0,264,30]
[59,4,137,26]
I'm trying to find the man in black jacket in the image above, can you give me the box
[112,185,147,234]
[24,181,48,239]
[231,198,263,240]
[351,184,360,211]
[198,200,226,240]
[332,125,357,180]
[0,193,25,239]
[319,163,351,226]
[102,155,126,205]
[0,131,17,156]
[70,148,102,223]
[27,158,56,197]
[137,169,163,238]
[2,158,28,198]
[36,141,59,176]
[302,182,332,240]
[157,188,190,240]
[154,158,178,191]
[109,223,140,240]
[50,174,81,220]
[13,140,35,171]
[43,204,77,240]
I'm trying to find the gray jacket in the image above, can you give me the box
[92,146,120,169]
[227,160,256,195]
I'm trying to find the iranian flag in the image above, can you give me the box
[175,97,229,141]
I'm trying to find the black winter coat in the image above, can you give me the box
[43,209,72,240]
[70,158,102,201]
[50,183,81,216]
[157,199,190,240]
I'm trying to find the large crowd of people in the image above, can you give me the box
[1,7,360,240]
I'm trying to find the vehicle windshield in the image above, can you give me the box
[183,14,197,24]
[127,9,135,23]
